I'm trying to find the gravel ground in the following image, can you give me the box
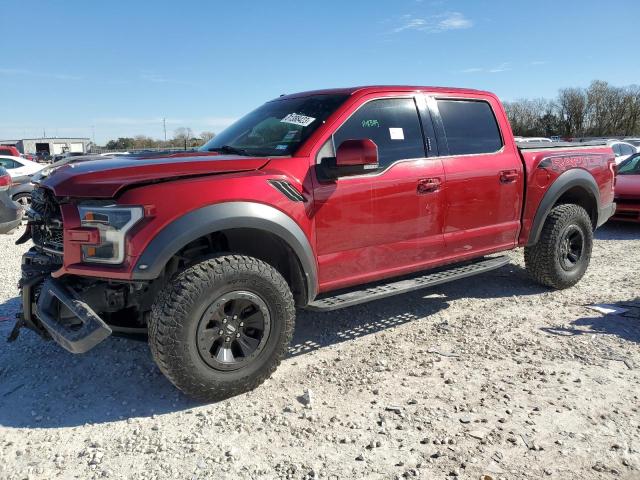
[0,223,639,480]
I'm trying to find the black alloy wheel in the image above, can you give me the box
[196,291,271,371]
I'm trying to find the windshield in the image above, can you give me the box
[200,94,349,157]
[618,154,640,175]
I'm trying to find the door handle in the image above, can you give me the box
[499,169,519,183]
[417,178,441,194]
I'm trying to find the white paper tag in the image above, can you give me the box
[586,304,628,315]
[281,113,316,127]
[389,128,404,140]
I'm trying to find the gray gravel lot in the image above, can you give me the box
[0,223,639,480]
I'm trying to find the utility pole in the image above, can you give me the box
[91,125,95,144]
[163,118,167,144]
[43,128,46,138]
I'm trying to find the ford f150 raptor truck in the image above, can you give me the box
[12,86,616,401]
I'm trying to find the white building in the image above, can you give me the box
[0,137,91,155]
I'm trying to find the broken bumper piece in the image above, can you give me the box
[36,277,112,354]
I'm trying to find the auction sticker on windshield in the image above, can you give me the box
[281,113,316,127]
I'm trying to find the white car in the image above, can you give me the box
[514,137,552,143]
[0,155,45,178]
[607,141,639,164]
[623,138,640,149]
[99,151,130,156]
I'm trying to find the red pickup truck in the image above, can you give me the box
[14,86,616,401]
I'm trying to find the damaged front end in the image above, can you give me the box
[11,186,151,353]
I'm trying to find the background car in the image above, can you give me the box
[34,151,52,163]
[623,138,640,149]
[514,136,553,143]
[30,153,103,182]
[99,151,129,156]
[0,166,22,234]
[9,174,34,214]
[612,152,640,222]
[49,151,87,163]
[607,140,639,164]
[0,145,21,157]
[0,155,45,178]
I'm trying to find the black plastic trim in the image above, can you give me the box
[268,180,305,202]
[35,277,112,354]
[307,256,510,311]
[527,168,601,246]
[133,202,318,302]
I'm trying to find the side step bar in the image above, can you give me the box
[306,256,510,312]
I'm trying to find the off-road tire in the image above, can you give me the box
[148,255,295,401]
[524,204,593,289]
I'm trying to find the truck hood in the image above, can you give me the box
[615,174,640,200]
[40,152,270,198]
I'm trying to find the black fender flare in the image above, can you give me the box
[527,168,600,246]
[132,202,318,301]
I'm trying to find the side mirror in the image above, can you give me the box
[317,139,379,180]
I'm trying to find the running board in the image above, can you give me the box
[306,256,510,312]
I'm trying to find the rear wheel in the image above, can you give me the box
[148,255,295,401]
[524,204,593,289]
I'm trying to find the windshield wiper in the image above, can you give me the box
[207,145,250,156]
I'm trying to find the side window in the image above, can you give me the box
[612,144,622,156]
[436,99,503,155]
[620,144,635,156]
[333,98,425,169]
[0,159,17,169]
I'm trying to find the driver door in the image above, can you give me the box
[312,95,446,292]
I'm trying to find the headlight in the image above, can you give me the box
[78,204,144,264]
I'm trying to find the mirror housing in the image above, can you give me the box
[318,139,379,180]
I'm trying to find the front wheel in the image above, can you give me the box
[148,255,295,401]
[524,204,593,289]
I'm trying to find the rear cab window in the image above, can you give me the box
[434,99,503,156]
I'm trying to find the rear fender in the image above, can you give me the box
[527,168,600,246]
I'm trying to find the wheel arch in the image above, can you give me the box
[527,168,600,247]
[133,202,318,305]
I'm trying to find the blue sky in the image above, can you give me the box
[1,0,638,144]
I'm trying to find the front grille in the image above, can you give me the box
[31,187,61,217]
[29,187,64,254]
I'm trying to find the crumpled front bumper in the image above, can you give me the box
[18,249,112,354]
[35,277,112,354]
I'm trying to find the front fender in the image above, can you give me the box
[132,202,318,301]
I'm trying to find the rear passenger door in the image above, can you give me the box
[427,96,523,257]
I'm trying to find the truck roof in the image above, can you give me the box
[275,85,492,101]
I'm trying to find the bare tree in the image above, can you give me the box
[200,131,216,143]
[173,127,194,149]
[505,80,640,138]
[557,88,586,137]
